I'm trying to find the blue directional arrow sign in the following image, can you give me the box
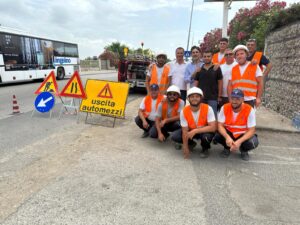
[184,50,191,58]
[34,92,55,113]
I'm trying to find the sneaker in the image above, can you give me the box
[199,148,209,158]
[241,151,249,161]
[141,131,149,138]
[174,143,182,150]
[220,148,230,158]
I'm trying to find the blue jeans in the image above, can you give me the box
[203,99,218,119]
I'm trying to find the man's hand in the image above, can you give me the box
[218,96,222,104]
[225,136,234,148]
[142,121,149,129]
[187,130,196,140]
[230,140,241,152]
[213,64,220,71]
[183,146,190,159]
[158,133,165,142]
[255,97,261,108]
[191,66,201,79]
[160,119,167,128]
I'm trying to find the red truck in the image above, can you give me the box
[118,54,152,92]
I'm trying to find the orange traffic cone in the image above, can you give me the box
[12,95,20,114]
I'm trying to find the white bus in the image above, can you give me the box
[0,27,79,83]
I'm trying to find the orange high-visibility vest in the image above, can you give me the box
[212,52,226,65]
[150,64,170,94]
[161,99,180,120]
[252,51,263,71]
[142,94,164,118]
[183,104,209,130]
[231,63,258,98]
[223,103,252,138]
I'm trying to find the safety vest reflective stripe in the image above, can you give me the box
[231,79,258,86]
[183,103,209,130]
[223,103,252,138]
[231,63,258,98]
[161,99,180,120]
[212,53,226,65]
[143,95,164,118]
[150,64,170,94]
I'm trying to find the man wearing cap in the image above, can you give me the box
[172,87,216,159]
[146,52,172,95]
[212,37,229,66]
[135,84,164,138]
[228,45,263,108]
[215,88,259,161]
[150,85,185,142]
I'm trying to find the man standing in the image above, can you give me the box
[172,87,216,159]
[212,38,229,65]
[228,45,263,108]
[219,48,237,108]
[146,52,172,95]
[184,46,203,88]
[214,89,259,161]
[135,84,164,138]
[170,47,187,102]
[194,50,223,117]
[150,85,185,142]
[246,39,272,78]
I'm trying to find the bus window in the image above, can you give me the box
[64,43,78,57]
[53,42,64,56]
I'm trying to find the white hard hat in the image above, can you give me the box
[156,52,167,58]
[166,85,180,95]
[187,87,203,97]
[233,45,249,55]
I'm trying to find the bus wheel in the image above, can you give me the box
[57,67,65,80]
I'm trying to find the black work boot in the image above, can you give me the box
[199,148,209,158]
[241,151,249,161]
[220,148,230,158]
[141,131,149,138]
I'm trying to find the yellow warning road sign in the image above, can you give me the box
[34,71,59,95]
[80,80,129,118]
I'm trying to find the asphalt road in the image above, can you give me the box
[0,74,299,225]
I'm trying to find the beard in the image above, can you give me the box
[168,97,177,102]
[190,102,201,107]
[232,103,242,110]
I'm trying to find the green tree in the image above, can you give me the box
[104,42,131,59]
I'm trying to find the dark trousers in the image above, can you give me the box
[202,99,218,119]
[180,90,187,103]
[214,129,259,152]
[244,100,256,108]
[149,121,181,138]
[171,128,215,150]
[135,116,155,132]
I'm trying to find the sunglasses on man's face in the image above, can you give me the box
[225,53,234,57]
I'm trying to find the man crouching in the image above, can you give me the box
[172,87,216,159]
[150,85,185,142]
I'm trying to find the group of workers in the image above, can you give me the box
[135,38,272,161]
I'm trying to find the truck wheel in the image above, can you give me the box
[57,67,65,80]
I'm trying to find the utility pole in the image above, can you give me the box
[186,0,195,52]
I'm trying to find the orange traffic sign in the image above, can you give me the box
[97,83,113,99]
[34,71,59,95]
[60,71,87,99]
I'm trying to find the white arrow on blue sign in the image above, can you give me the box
[34,92,55,113]
[184,51,191,58]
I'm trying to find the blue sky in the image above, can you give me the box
[0,0,298,59]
